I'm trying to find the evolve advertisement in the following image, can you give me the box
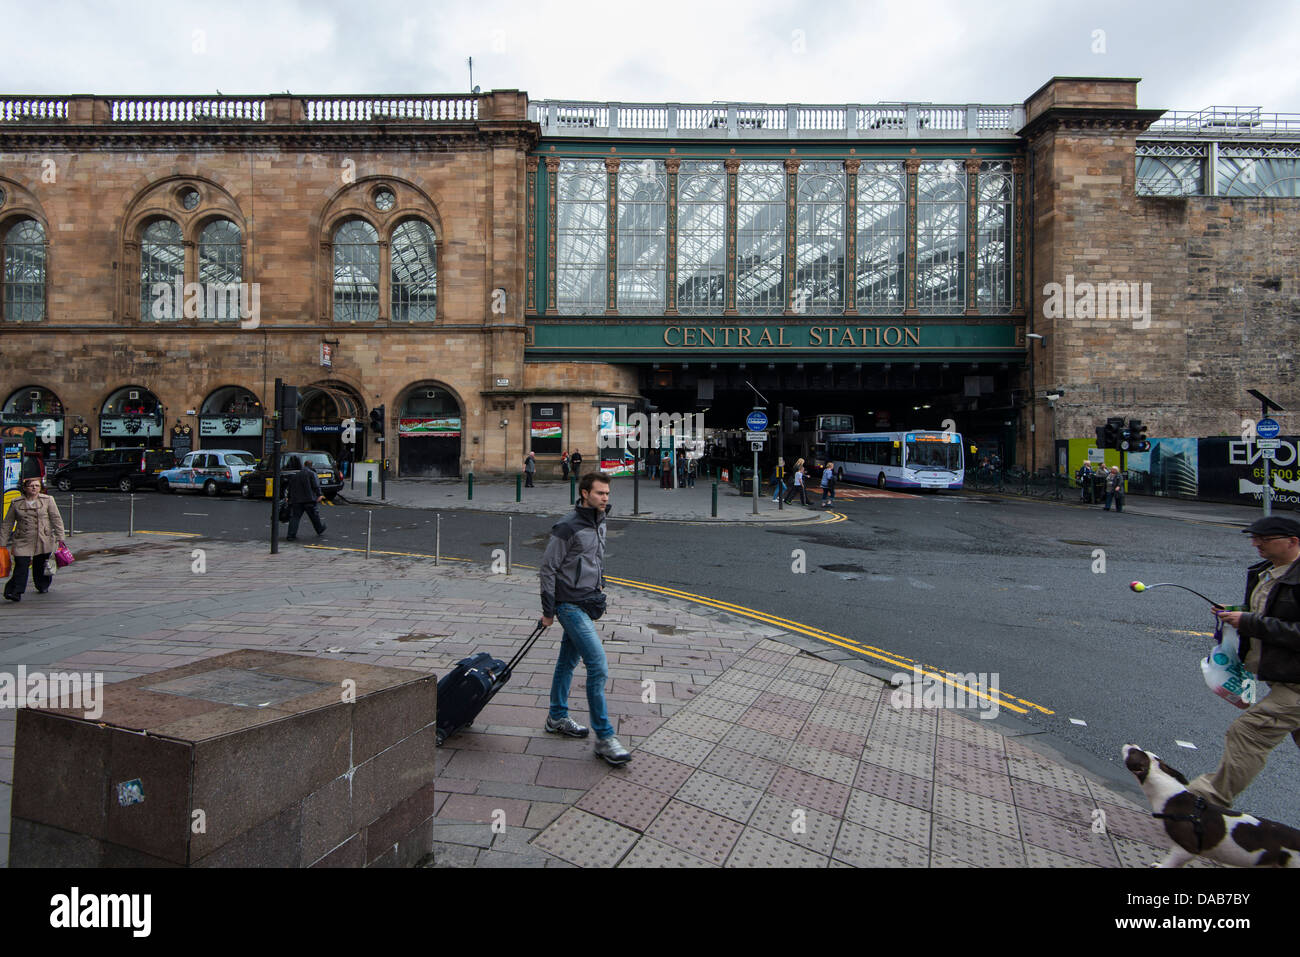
[1198,436,1300,508]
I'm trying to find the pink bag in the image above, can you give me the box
[53,542,74,568]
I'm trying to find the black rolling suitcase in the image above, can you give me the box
[435,621,547,745]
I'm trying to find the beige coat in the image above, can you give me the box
[1,493,67,557]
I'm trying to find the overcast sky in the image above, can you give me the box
[4,0,1299,113]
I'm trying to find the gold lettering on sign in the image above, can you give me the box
[683,327,697,346]
[758,328,774,346]
[723,327,734,346]
[809,327,823,346]
[664,326,681,346]
[882,326,901,346]
[839,329,855,346]
[700,327,715,346]
[903,326,920,346]
[738,328,752,346]
[779,328,790,346]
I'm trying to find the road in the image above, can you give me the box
[54,484,1300,823]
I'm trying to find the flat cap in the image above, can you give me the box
[1242,516,1300,538]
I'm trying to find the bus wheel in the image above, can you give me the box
[877,473,887,489]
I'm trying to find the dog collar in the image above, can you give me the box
[1152,795,1208,853]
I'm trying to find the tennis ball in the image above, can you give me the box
[1130,581,1146,592]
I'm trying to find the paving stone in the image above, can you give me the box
[738,706,804,739]
[937,712,1007,751]
[615,751,695,796]
[932,815,1028,868]
[934,759,1015,803]
[755,640,799,657]
[843,789,932,847]
[865,722,937,756]
[785,656,839,675]
[1018,807,1120,867]
[934,736,1008,775]
[576,775,672,832]
[932,785,1019,838]
[638,728,716,767]
[767,677,825,702]
[532,808,639,868]
[1023,843,1102,868]
[1006,756,1092,796]
[617,836,715,868]
[442,749,543,785]
[1097,801,1173,847]
[930,853,977,867]
[1111,836,1175,869]
[1010,778,1098,828]
[427,822,496,849]
[767,766,851,817]
[700,682,763,706]
[475,849,550,868]
[751,692,815,721]
[808,705,874,735]
[675,769,764,824]
[715,670,773,692]
[644,800,744,866]
[732,659,785,678]
[524,801,567,830]
[699,745,780,791]
[690,696,749,724]
[783,743,859,787]
[796,722,867,758]
[747,792,842,857]
[853,762,933,811]
[817,692,881,717]
[1087,781,1148,814]
[661,711,733,743]
[427,842,482,867]
[718,724,793,763]
[725,827,829,868]
[860,742,934,779]
[534,756,612,790]
[438,794,531,829]
[832,821,929,868]
[872,702,940,729]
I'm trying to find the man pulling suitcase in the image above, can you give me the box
[539,471,632,765]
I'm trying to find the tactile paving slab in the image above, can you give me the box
[854,762,934,811]
[932,784,1019,838]
[819,691,883,716]
[796,722,867,758]
[1023,843,1102,868]
[613,750,695,796]
[833,821,929,867]
[725,826,829,868]
[1010,778,1097,826]
[532,808,640,867]
[1017,807,1119,867]
[717,670,775,692]
[933,758,1014,803]
[767,766,851,817]
[575,775,673,832]
[733,659,786,678]
[785,656,839,676]
[661,710,733,743]
[751,692,815,720]
[675,769,764,824]
[644,799,745,866]
[860,742,934,779]
[931,815,1027,868]
[808,704,875,735]
[617,836,714,868]
[865,721,937,756]
[638,728,717,767]
[719,724,793,763]
[747,792,842,856]
[700,745,780,791]
[738,706,804,738]
[1006,756,1092,796]
[767,677,825,702]
[690,696,749,724]
[1111,836,1176,869]
[699,682,763,706]
[937,712,1007,750]
[783,744,859,786]
[1095,801,1174,846]
[843,789,932,847]
[934,736,1007,775]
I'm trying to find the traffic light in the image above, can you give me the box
[1128,419,1149,453]
[1095,426,1106,450]
[369,405,386,437]
[1102,417,1124,449]
[278,383,299,430]
[788,407,801,433]
[782,406,793,434]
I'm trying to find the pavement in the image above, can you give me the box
[0,529,1216,868]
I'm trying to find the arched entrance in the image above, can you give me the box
[1,386,64,460]
[297,381,364,464]
[100,386,164,449]
[398,384,462,477]
[200,386,264,456]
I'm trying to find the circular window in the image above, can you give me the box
[180,187,201,210]
[374,188,396,211]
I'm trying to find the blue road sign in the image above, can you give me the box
[746,410,768,431]
[1257,418,1280,439]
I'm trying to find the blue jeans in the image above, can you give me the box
[549,603,614,739]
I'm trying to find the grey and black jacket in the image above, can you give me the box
[539,505,606,618]
[1237,559,1300,684]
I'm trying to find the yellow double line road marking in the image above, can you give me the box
[302,540,1050,718]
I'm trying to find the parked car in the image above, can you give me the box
[48,447,176,492]
[157,450,259,496]
[240,450,343,501]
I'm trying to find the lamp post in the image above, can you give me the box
[1026,333,1044,473]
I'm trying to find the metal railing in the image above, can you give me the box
[1144,106,1300,139]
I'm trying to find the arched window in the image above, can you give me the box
[736,162,785,315]
[916,162,966,315]
[795,162,845,314]
[3,218,46,322]
[198,219,243,320]
[856,164,906,314]
[141,219,185,320]
[390,219,437,321]
[333,220,380,322]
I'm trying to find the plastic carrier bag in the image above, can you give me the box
[1201,613,1259,710]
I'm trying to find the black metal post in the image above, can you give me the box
[270,377,283,554]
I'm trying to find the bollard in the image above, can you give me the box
[367,472,372,496]
[516,473,522,502]
[129,494,135,537]
[507,516,513,575]
[569,473,575,505]
[366,511,372,559]
[712,481,718,518]
[468,472,474,500]
[69,493,75,536]
[435,512,441,566]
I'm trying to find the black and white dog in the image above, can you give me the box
[1123,745,1300,868]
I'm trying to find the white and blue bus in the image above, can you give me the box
[827,431,965,490]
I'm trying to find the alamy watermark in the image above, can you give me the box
[889,664,1000,720]
[1042,275,1151,329]
[0,666,104,720]
[150,279,261,329]
[597,404,706,450]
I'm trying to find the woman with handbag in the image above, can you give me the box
[2,476,68,601]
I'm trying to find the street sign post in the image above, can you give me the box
[746,410,768,432]
[1248,390,1286,517]
[1257,418,1280,439]
[745,431,768,442]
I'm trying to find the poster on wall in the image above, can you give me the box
[531,404,563,455]
[399,417,462,437]
[200,415,263,438]
[1198,436,1300,508]
[596,407,635,476]
[99,415,162,438]
[1124,438,1199,498]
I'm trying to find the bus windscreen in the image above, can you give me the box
[905,440,962,471]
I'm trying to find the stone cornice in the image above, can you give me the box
[1018,107,1166,143]
[0,124,539,152]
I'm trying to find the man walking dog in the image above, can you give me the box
[1188,516,1300,807]
[538,471,631,765]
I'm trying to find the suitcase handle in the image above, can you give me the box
[503,621,548,675]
